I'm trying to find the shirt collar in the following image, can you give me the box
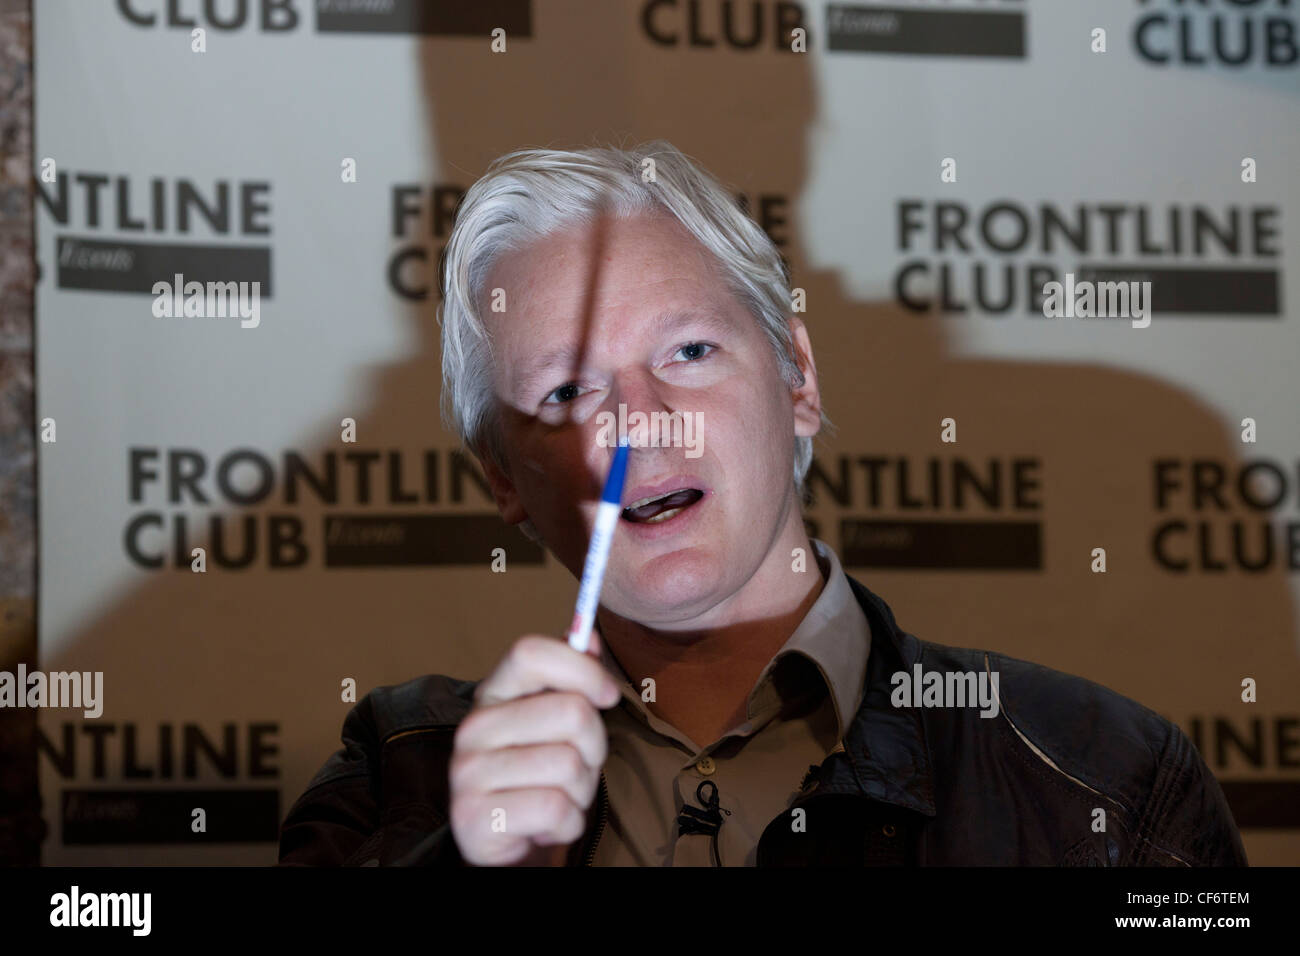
[745,538,871,742]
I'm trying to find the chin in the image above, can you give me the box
[612,543,731,622]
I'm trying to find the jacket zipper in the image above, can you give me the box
[583,771,609,866]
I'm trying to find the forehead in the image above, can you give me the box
[485,210,724,315]
[481,211,746,377]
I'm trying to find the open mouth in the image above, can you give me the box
[621,488,705,524]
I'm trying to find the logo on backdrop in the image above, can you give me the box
[39,719,281,845]
[388,183,792,301]
[1152,457,1300,574]
[1132,0,1297,69]
[388,183,465,302]
[1185,713,1300,829]
[641,0,810,51]
[803,453,1044,569]
[113,0,534,36]
[824,0,1026,59]
[36,170,274,301]
[893,199,1282,319]
[639,0,1026,58]
[123,447,541,569]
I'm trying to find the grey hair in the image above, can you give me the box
[437,140,831,540]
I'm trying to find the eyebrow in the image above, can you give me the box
[511,308,738,400]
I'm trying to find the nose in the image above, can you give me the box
[609,369,673,449]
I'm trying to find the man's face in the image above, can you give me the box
[479,210,820,628]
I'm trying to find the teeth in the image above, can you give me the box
[644,507,684,524]
[626,489,690,510]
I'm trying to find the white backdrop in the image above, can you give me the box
[34,0,1299,864]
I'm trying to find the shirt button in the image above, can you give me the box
[695,756,716,775]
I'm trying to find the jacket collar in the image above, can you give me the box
[823,573,937,818]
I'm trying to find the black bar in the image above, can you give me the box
[1076,266,1280,316]
[0,866,1280,941]
[323,514,545,567]
[316,0,532,36]
[1220,780,1300,829]
[55,236,272,296]
[61,789,279,844]
[826,5,1025,58]
[841,519,1041,569]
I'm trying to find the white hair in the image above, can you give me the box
[437,140,830,540]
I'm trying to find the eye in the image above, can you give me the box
[673,342,715,362]
[543,382,587,405]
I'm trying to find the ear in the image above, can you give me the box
[787,316,822,439]
[479,450,530,527]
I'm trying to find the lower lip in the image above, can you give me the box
[619,491,711,541]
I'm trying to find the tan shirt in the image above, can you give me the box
[591,539,872,866]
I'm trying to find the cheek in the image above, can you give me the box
[732,375,794,444]
[694,374,784,447]
[739,383,797,490]
[514,424,595,482]
[516,451,549,480]
[514,437,602,516]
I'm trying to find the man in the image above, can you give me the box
[277,141,1247,867]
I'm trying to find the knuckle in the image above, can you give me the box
[447,748,478,790]
[452,711,482,748]
[562,805,586,842]
[558,691,591,727]
[449,723,472,752]
[513,634,548,668]
[448,793,479,837]
[579,699,604,732]
[541,788,571,824]
[577,707,607,749]
[557,744,585,779]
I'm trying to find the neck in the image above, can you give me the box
[596,515,827,749]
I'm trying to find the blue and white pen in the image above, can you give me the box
[566,437,630,654]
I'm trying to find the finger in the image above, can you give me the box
[450,742,599,811]
[476,634,620,709]
[453,787,587,859]
[455,691,609,769]
[585,624,603,661]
